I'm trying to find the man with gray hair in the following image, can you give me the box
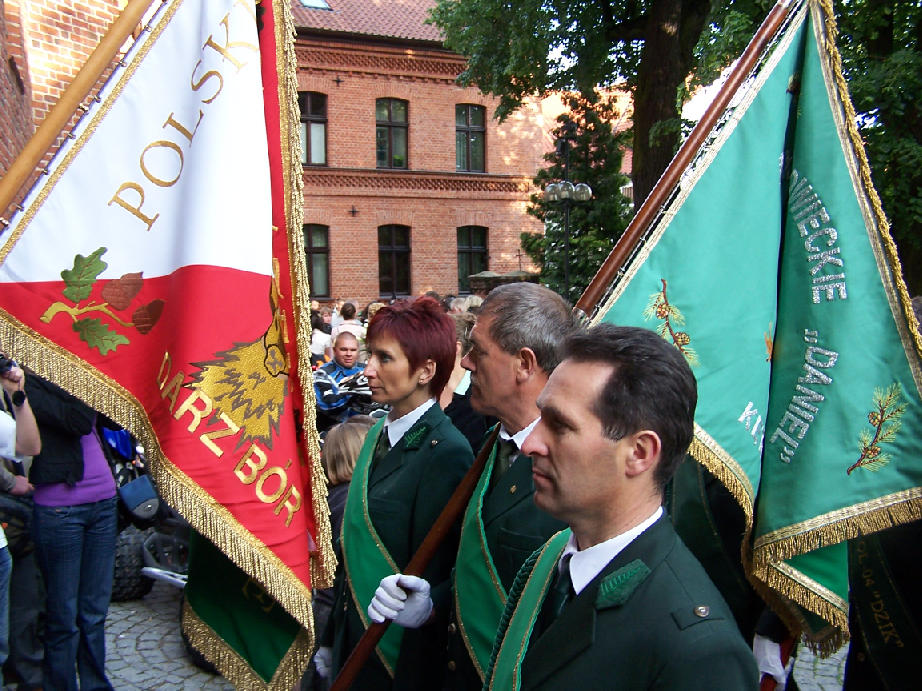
[365,282,577,689]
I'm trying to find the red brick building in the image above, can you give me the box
[292,0,560,305]
[2,1,560,306]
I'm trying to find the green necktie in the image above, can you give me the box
[536,555,574,636]
[490,438,517,486]
[373,428,392,465]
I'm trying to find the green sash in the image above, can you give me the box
[453,433,505,679]
[486,529,571,691]
[341,418,402,675]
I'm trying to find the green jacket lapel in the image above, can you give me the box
[481,452,536,526]
[521,517,672,688]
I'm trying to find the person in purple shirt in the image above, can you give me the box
[25,375,117,691]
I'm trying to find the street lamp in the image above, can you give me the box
[542,121,592,298]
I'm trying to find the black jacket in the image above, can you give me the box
[25,376,95,486]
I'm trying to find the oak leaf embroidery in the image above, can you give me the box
[40,247,163,354]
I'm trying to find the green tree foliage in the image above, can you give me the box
[429,0,770,206]
[521,93,633,303]
[835,1,922,295]
[432,0,921,295]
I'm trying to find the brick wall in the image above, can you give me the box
[298,36,561,306]
[17,0,122,126]
[0,0,33,178]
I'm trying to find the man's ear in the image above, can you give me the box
[514,347,540,383]
[624,430,661,478]
[418,359,437,386]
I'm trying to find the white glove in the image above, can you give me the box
[313,646,332,679]
[367,574,433,628]
[753,634,791,690]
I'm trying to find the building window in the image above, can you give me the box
[457,226,487,293]
[456,105,485,172]
[299,92,327,165]
[376,98,408,169]
[303,224,330,297]
[379,225,411,298]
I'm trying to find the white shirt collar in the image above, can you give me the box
[560,506,664,595]
[499,416,540,450]
[385,398,436,447]
[453,369,471,396]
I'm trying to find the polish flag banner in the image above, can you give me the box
[0,0,328,668]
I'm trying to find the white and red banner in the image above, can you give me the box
[0,0,325,655]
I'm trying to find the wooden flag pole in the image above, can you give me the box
[330,425,501,691]
[575,0,796,318]
[0,0,155,217]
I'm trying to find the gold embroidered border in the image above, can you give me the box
[813,0,922,388]
[758,561,848,653]
[182,597,312,690]
[592,3,805,320]
[753,487,922,566]
[270,0,336,596]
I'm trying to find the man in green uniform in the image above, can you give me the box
[484,324,757,690]
[366,283,575,688]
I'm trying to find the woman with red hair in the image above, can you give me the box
[316,297,473,688]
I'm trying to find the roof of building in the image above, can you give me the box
[290,0,444,44]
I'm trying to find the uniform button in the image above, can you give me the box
[694,605,709,618]
[509,484,517,494]
[447,660,456,671]
[431,439,439,447]
[448,622,457,634]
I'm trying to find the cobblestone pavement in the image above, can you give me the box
[105,581,232,690]
[102,579,847,690]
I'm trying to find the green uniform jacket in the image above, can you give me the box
[491,516,758,690]
[444,447,565,690]
[327,404,473,689]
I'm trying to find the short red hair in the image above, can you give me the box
[366,297,455,398]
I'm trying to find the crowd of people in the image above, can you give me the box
[0,286,917,690]
[307,283,763,690]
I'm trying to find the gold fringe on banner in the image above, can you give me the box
[758,560,848,653]
[182,597,313,690]
[0,285,317,632]
[815,0,922,373]
[753,488,922,569]
[269,0,336,594]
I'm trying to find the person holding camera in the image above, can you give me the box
[0,356,41,689]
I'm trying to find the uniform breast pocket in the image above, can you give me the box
[495,528,546,583]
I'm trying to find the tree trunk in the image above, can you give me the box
[631,0,711,205]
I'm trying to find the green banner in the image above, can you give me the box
[184,533,309,687]
[592,0,922,645]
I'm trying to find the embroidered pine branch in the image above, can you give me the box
[643,278,698,366]
[848,384,906,475]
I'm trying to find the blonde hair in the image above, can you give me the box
[322,416,375,485]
